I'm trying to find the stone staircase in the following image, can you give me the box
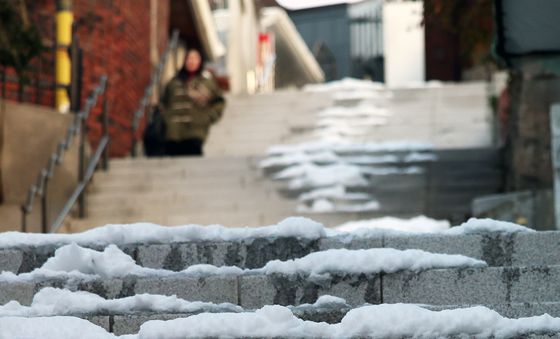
[67,156,296,231]
[62,82,496,233]
[1,221,560,337]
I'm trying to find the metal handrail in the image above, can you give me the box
[130,29,180,157]
[50,134,109,233]
[21,75,109,233]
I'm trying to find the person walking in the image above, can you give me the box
[160,48,225,156]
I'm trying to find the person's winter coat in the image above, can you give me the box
[160,69,225,142]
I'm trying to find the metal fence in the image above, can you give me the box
[349,2,384,81]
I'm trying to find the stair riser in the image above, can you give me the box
[1,232,558,274]
[1,266,558,309]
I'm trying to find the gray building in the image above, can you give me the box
[279,0,383,81]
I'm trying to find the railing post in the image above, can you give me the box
[41,179,48,233]
[131,125,137,158]
[78,113,86,218]
[551,104,560,230]
[102,92,109,171]
[21,206,27,233]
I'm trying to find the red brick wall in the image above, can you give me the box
[75,0,154,157]
[3,0,170,157]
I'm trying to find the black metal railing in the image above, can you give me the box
[130,29,180,157]
[21,75,109,233]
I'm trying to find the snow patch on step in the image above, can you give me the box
[266,140,434,156]
[0,217,536,251]
[136,303,560,339]
[0,287,242,317]
[257,248,486,277]
[0,316,117,339]
[0,245,485,281]
[447,218,536,235]
[330,217,536,238]
[0,217,325,249]
[333,216,451,234]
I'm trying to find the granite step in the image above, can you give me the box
[19,301,560,336]
[1,231,558,274]
[1,264,559,310]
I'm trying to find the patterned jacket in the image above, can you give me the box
[160,70,225,142]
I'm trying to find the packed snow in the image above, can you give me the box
[266,140,434,156]
[330,217,535,238]
[306,295,348,308]
[303,77,385,93]
[0,243,244,282]
[297,199,380,214]
[334,216,451,234]
[4,303,560,338]
[0,243,485,282]
[316,103,390,119]
[298,185,372,202]
[0,217,325,249]
[0,316,118,339]
[297,186,378,214]
[257,248,486,276]
[262,139,435,214]
[0,287,242,317]
[136,304,560,339]
[447,218,536,235]
[274,163,370,189]
[0,218,535,252]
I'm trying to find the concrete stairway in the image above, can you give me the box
[65,82,497,233]
[204,90,331,156]
[1,225,560,337]
[66,156,298,232]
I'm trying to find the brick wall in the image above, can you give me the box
[3,0,170,157]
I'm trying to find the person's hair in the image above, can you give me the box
[177,48,205,80]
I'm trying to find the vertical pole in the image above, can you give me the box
[41,180,48,233]
[55,0,73,113]
[70,30,80,113]
[78,114,86,218]
[102,91,109,171]
[550,104,560,230]
[21,206,27,233]
[131,125,137,158]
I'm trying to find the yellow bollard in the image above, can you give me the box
[55,5,72,113]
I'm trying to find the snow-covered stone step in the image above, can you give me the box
[85,200,296,216]
[4,288,560,336]
[0,232,557,309]
[87,186,283,203]
[5,311,560,338]
[1,220,556,274]
[64,304,560,336]
[2,263,560,312]
[68,210,300,229]
[82,208,299,222]
[108,156,258,171]
[93,170,262,184]
[89,180,277,194]
[86,189,288,206]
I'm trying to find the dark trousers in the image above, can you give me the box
[165,139,203,156]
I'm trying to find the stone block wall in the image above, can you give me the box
[505,57,560,191]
